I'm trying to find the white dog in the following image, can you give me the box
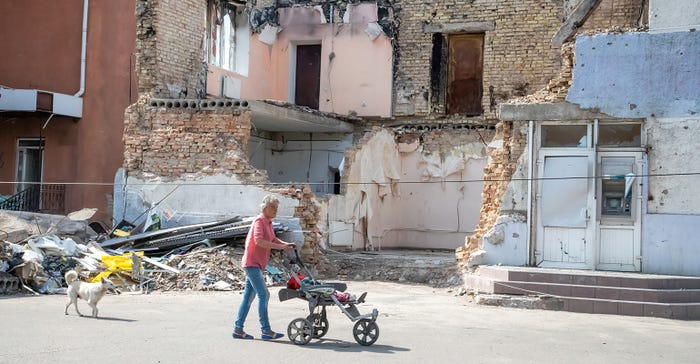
[64,270,120,317]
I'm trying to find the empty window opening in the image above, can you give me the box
[207,1,249,75]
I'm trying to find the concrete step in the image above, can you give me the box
[477,265,700,289]
[492,281,700,303]
[477,294,700,320]
[465,266,700,320]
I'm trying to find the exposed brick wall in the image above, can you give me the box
[135,0,206,98]
[579,0,648,30]
[123,96,267,183]
[392,0,563,122]
[391,0,646,124]
[456,120,527,266]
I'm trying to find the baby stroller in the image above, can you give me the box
[277,249,379,346]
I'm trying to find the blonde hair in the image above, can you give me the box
[260,194,280,211]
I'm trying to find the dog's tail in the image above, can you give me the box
[64,270,79,285]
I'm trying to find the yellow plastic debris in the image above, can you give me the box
[112,229,131,237]
[91,252,144,283]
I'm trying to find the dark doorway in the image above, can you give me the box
[294,44,321,110]
[447,34,484,116]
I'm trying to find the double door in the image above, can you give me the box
[535,149,642,271]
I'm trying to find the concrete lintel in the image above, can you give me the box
[248,100,355,133]
[423,21,495,34]
[552,0,602,46]
[498,102,620,121]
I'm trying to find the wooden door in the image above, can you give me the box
[447,34,483,116]
[295,44,321,110]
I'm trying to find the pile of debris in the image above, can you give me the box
[0,210,290,295]
[149,245,247,291]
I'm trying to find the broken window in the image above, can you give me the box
[541,125,589,148]
[597,124,641,147]
[430,33,484,116]
[207,0,249,75]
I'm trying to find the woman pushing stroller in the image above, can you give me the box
[233,195,296,340]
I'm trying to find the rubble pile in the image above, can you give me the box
[150,245,247,291]
[0,210,256,295]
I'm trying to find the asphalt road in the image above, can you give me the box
[1,281,699,364]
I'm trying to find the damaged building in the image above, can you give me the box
[117,0,593,261]
[4,0,698,285]
[477,0,700,277]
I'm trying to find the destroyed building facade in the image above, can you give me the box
[478,0,700,276]
[5,0,697,278]
[118,0,662,269]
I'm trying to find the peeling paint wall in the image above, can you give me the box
[329,127,494,250]
[208,3,394,117]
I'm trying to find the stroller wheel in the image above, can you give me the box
[306,313,329,338]
[352,319,379,346]
[287,318,313,345]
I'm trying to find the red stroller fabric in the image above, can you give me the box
[286,274,305,290]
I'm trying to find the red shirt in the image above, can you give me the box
[241,214,276,269]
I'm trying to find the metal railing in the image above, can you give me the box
[0,184,65,214]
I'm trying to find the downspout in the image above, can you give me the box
[74,0,89,97]
[526,120,534,266]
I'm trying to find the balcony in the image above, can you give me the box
[0,184,66,215]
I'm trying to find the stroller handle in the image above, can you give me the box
[277,246,306,269]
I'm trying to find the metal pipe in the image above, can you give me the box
[526,120,534,266]
[74,0,89,97]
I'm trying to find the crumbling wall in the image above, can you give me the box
[456,121,528,267]
[392,0,562,120]
[334,125,494,250]
[121,97,326,262]
[123,97,263,181]
[574,0,648,30]
[135,0,206,98]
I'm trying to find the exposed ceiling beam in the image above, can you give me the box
[552,0,603,46]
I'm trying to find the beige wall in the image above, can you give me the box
[207,4,393,117]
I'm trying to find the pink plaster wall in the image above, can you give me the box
[207,4,392,118]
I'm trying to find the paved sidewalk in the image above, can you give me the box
[1,281,699,364]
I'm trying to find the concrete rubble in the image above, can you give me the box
[1,210,462,296]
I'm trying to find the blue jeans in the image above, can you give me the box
[234,267,271,333]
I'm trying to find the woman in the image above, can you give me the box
[233,194,296,340]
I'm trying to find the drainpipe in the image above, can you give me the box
[526,120,534,266]
[74,0,89,97]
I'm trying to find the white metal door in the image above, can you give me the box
[535,150,596,269]
[596,152,643,271]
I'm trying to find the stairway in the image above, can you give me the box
[465,265,700,320]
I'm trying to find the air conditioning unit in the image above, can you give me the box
[221,75,241,98]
